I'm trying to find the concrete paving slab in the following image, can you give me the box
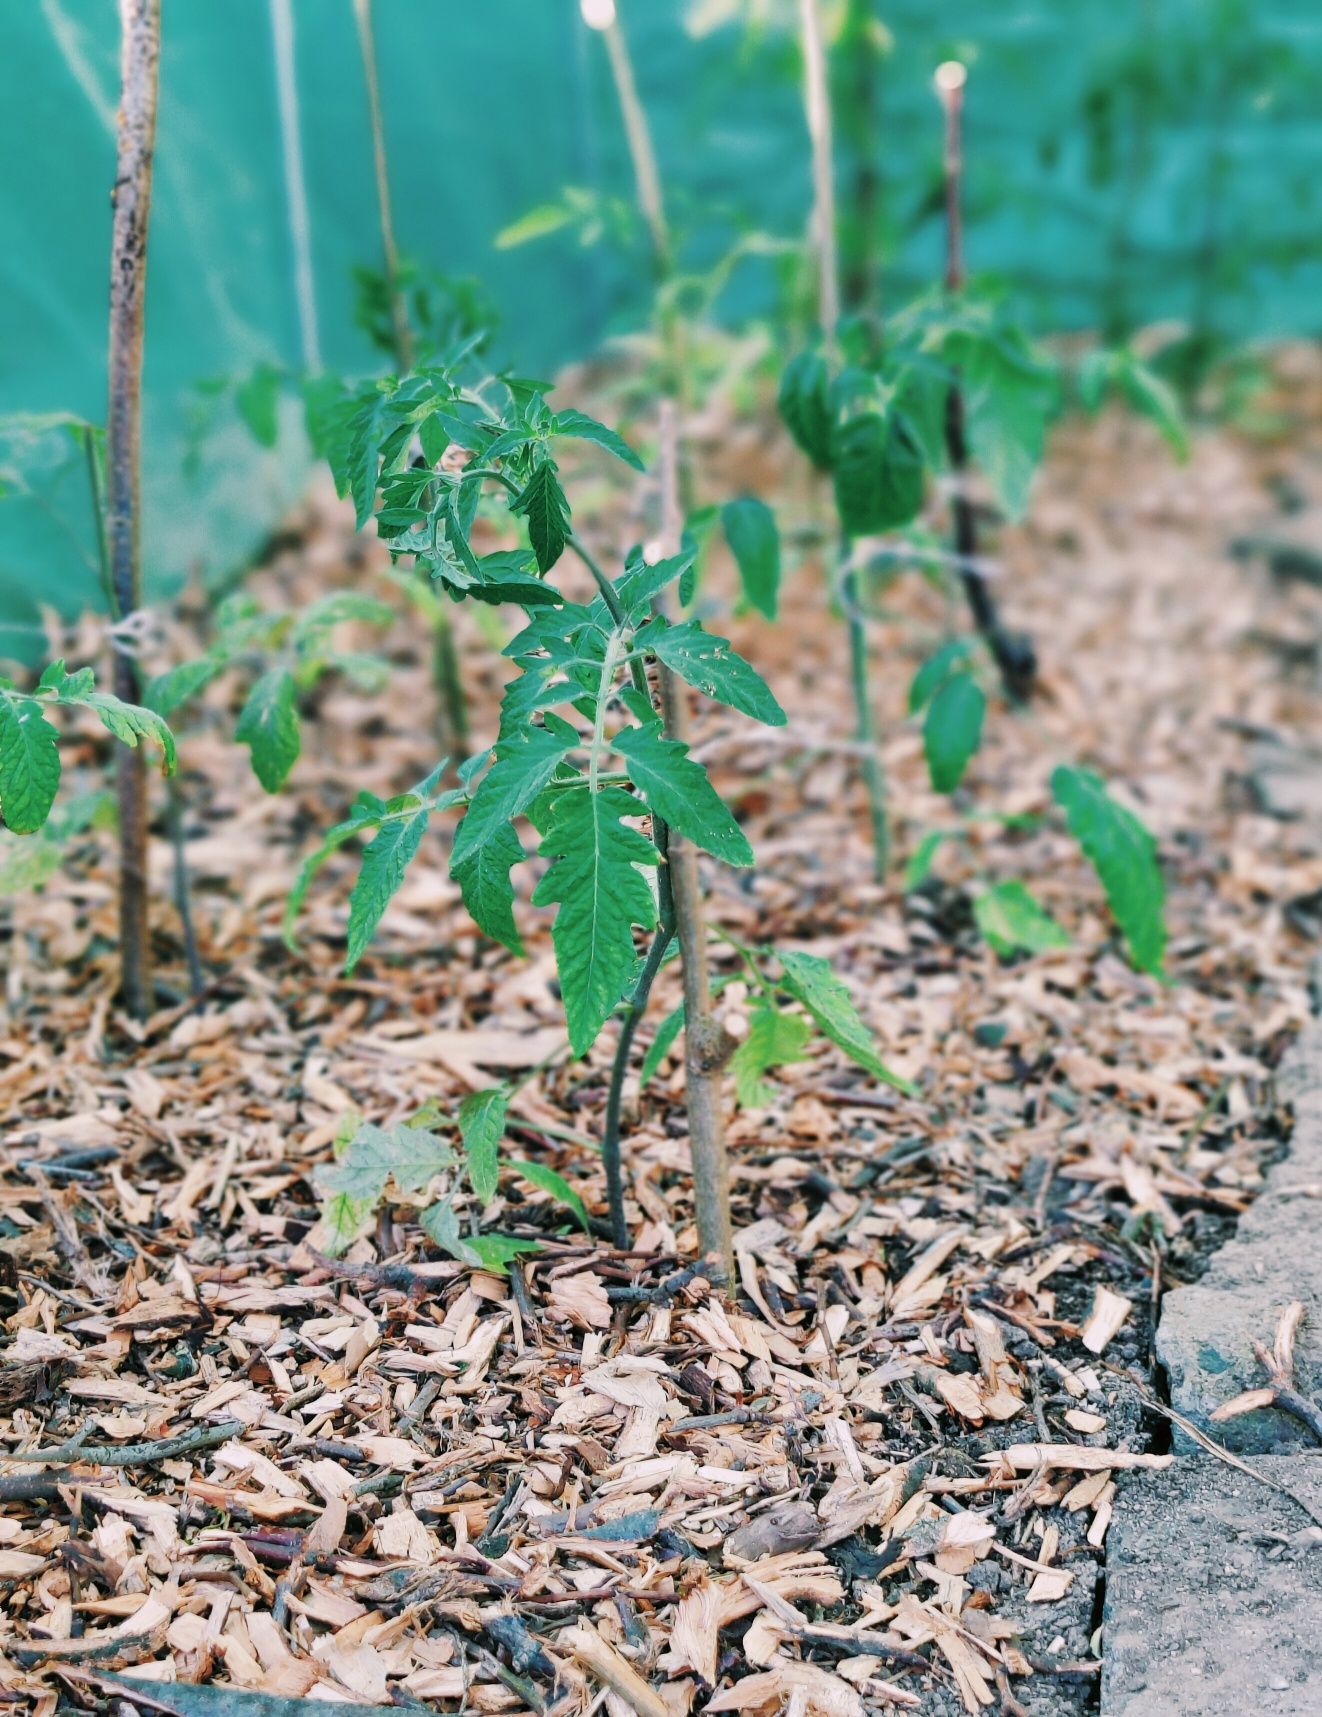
[1102,1454,1322,1716]
[1157,1022,1322,1453]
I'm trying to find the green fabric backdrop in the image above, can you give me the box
[2,1,1318,656]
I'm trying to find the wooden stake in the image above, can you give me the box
[107,0,160,1020]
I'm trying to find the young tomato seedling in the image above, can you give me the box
[288,367,910,1277]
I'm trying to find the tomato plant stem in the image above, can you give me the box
[844,561,890,879]
[107,0,160,1020]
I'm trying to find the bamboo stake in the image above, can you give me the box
[654,400,734,1280]
[352,0,412,373]
[107,0,160,1020]
[269,0,322,373]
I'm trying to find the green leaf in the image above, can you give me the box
[345,800,431,972]
[511,459,572,573]
[777,949,914,1094]
[236,667,300,792]
[511,1160,591,1232]
[831,409,926,536]
[778,351,833,470]
[235,362,283,448]
[495,200,577,248]
[420,1196,481,1266]
[722,496,781,620]
[974,880,1071,959]
[923,672,985,793]
[1051,765,1166,975]
[644,618,786,727]
[908,639,973,713]
[1114,353,1189,461]
[532,784,659,1056]
[614,720,753,867]
[730,1003,813,1108]
[903,829,949,891]
[316,1120,454,1202]
[947,328,1055,520]
[453,819,524,954]
[319,1192,378,1258]
[459,1085,509,1206]
[463,1232,543,1273]
[75,693,177,775]
[640,998,686,1085]
[145,651,229,716]
[552,409,644,471]
[0,697,60,833]
[451,720,574,871]
[283,793,386,951]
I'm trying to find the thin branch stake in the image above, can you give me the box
[107,0,160,1020]
[936,62,1036,702]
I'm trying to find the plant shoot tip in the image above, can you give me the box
[580,0,616,30]
[935,60,967,94]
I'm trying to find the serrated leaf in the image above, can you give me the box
[345,800,431,972]
[974,879,1071,959]
[511,460,571,573]
[644,618,786,727]
[730,1003,814,1108]
[614,720,753,866]
[778,351,833,470]
[532,784,658,1056]
[236,667,300,792]
[459,1085,509,1206]
[511,1160,591,1232]
[75,693,177,775]
[777,948,914,1094]
[145,651,229,716]
[1051,765,1166,975]
[947,328,1055,520]
[316,1120,453,1201]
[318,1191,378,1259]
[0,697,60,833]
[451,720,574,871]
[722,496,780,619]
[923,672,985,793]
[462,1232,543,1273]
[831,409,926,536]
[453,818,524,953]
[552,408,644,470]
